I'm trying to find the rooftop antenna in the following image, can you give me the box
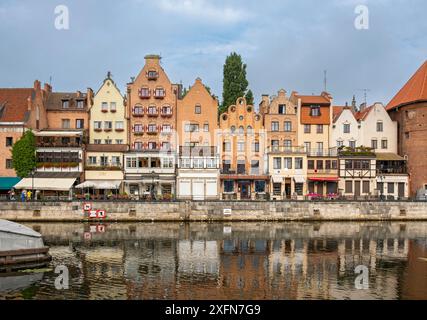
[358,88,371,106]
[323,70,327,92]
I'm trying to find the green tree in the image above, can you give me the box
[12,130,36,178]
[245,89,254,106]
[220,52,249,115]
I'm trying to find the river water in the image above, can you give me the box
[0,222,426,300]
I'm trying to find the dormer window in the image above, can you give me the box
[147,70,158,80]
[310,105,321,116]
[76,100,84,109]
[62,100,70,109]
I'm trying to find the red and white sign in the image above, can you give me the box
[97,225,106,233]
[97,210,106,219]
[83,203,92,211]
[83,232,92,240]
[89,210,98,218]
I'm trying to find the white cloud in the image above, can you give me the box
[154,0,250,23]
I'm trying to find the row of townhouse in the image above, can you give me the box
[2,55,424,200]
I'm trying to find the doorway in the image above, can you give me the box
[355,181,361,197]
[285,179,292,199]
[239,182,251,200]
[398,183,405,198]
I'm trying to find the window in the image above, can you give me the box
[6,137,13,147]
[310,105,321,116]
[193,158,205,169]
[377,182,384,195]
[148,106,157,115]
[140,87,150,98]
[100,156,108,166]
[185,124,199,132]
[381,140,388,149]
[162,157,174,168]
[126,157,137,168]
[363,181,370,194]
[6,159,13,169]
[326,160,331,170]
[195,105,201,114]
[308,160,315,170]
[284,140,292,151]
[317,125,323,134]
[332,160,338,169]
[371,139,378,150]
[388,182,395,194]
[271,140,279,151]
[112,156,121,166]
[255,180,265,193]
[204,124,209,132]
[61,137,70,145]
[304,124,311,133]
[94,139,101,145]
[230,126,236,133]
[223,141,231,152]
[273,157,282,170]
[271,121,279,132]
[116,121,124,130]
[247,126,253,134]
[134,105,144,115]
[110,102,116,112]
[222,160,231,173]
[148,142,157,150]
[206,158,217,168]
[304,142,311,152]
[147,70,158,79]
[134,142,143,150]
[116,139,123,144]
[237,141,245,152]
[237,161,245,174]
[316,142,323,155]
[76,119,84,129]
[94,121,102,130]
[362,160,370,169]
[251,160,260,175]
[337,140,344,147]
[76,100,84,109]
[134,124,143,133]
[284,121,292,132]
[317,160,323,170]
[349,140,356,149]
[88,157,97,165]
[273,183,282,196]
[377,121,383,132]
[148,124,157,133]
[224,180,234,193]
[101,102,108,112]
[345,160,353,169]
[104,121,113,130]
[155,88,165,97]
[343,123,350,133]
[162,124,171,133]
[62,100,69,109]
[345,181,353,193]
[252,141,260,153]
[238,126,244,134]
[105,139,112,145]
[295,183,303,196]
[295,158,303,169]
[278,104,286,115]
[162,105,172,115]
[62,119,70,129]
[180,158,191,168]
[284,158,292,169]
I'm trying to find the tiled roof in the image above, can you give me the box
[46,92,88,110]
[332,106,346,122]
[354,105,373,121]
[387,60,427,110]
[297,93,331,105]
[0,88,33,122]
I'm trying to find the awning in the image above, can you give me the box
[309,177,339,182]
[14,178,76,191]
[0,177,21,190]
[76,180,121,189]
[294,176,306,184]
[272,176,283,183]
[376,153,405,161]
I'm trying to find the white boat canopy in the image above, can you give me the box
[75,180,121,190]
[14,178,76,191]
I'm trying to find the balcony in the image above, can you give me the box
[37,141,82,148]
[85,163,122,171]
[307,148,338,157]
[268,146,307,154]
[338,146,375,157]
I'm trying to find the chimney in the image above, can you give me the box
[44,83,52,93]
[144,54,161,64]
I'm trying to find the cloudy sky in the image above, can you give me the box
[0,0,426,106]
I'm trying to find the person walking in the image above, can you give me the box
[27,190,32,201]
[21,190,26,202]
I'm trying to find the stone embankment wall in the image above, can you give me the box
[0,201,427,222]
